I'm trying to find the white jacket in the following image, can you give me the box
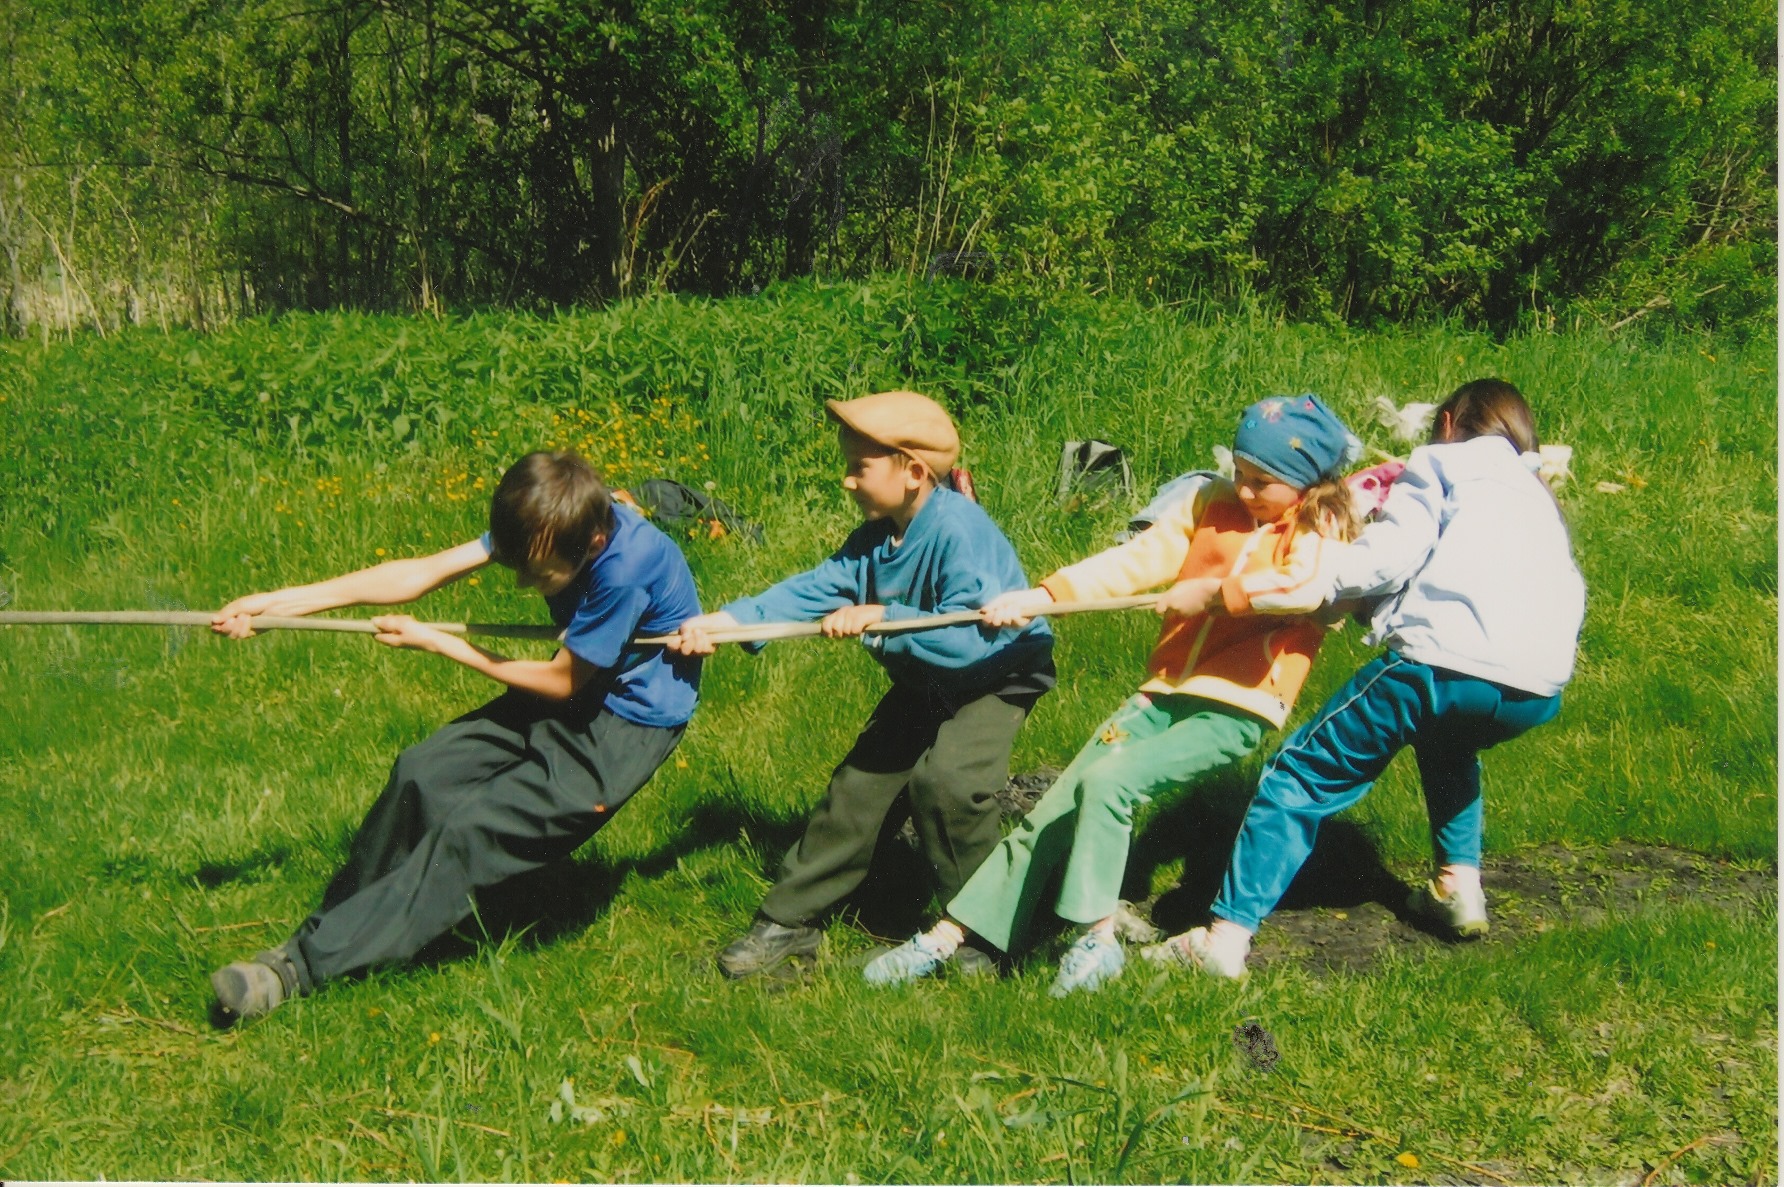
[1323,435,1586,696]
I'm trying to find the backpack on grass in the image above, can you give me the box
[618,479,764,543]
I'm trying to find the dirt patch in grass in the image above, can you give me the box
[988,770,1776,977]
[1235,842,1775,978]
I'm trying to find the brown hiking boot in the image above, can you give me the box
[209,945,306,1027]
[717,916,822,979]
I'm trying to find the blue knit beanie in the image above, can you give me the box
[1232,394,1360,489]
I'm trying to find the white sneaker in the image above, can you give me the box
[863,932,952,986]
[1141,927,1248,979]
[1049,931,1126,997]
[1408,879,1489,938]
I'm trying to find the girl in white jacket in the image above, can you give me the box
[1146,379,1587,977]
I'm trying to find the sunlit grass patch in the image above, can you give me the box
[0,284,1774,1181]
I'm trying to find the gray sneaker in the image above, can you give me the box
[1141,927,1248,980]
[718,916,822,979]
[210,945,305,1027]
[1110,901,1162,944]
[951,944,999,979]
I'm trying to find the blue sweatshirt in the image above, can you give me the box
[722,488,1054,703]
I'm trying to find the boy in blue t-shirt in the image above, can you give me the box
[672,391,1054,979]
[207,451,701,1025]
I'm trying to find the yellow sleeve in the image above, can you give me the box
[1221,526,1331,616]
[1041,486,1203,602]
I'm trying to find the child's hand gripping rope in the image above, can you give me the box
[982,580,1221,631]
[1152,576,1224,620]
[368,614,457,653]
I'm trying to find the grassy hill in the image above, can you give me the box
[0,281,1774,1183]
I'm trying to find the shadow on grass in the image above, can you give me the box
[185,778,938,978]
[1125,770,1411,935]
[422,794,939,963]
[190,845,296,888]
[185,765,1417,977]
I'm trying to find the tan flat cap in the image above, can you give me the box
[825,390,960,478]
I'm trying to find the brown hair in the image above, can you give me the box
[1434,377,1572,534]
[1291,475,1361,542]
[1432,378,1539,453]
[487,451,613,574]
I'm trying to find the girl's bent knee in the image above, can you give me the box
[1079,777,1144,822]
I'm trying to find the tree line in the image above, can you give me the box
[1,0,1773,335]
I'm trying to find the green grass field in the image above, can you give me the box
[0,281,1775,1183]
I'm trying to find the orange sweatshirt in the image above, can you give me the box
[1039,480,1333,728]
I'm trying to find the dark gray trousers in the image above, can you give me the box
[760,687,1035,927]
[290,691,683,986]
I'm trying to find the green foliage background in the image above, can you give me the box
[0,0,1774,334]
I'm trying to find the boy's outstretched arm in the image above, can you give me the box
[365,616,595,701]
[211,539,491,638]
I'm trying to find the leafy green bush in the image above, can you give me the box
[3,0,1772,334]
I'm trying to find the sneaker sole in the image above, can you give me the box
[208,964,286,1028]
[1140,941,1247,980]
[1406,890,1490,940]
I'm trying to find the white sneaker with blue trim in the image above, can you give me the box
[1049,931,1126,997]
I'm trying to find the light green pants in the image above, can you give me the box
[947,693,1265,953]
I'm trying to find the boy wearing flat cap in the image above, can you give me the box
[671,390,1055,979]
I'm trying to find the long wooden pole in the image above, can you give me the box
[0,611,563,641]
[0,594,1164,647]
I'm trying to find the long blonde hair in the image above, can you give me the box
[1291,474,1361,542]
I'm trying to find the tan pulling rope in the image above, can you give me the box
[0,611,563,641]
[0,594,1164,647]
[629,594,1162,645]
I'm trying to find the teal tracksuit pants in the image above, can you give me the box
[1213,652,1562,931]
[948,693,1265,954]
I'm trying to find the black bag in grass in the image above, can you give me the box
[622,479,764,543]
[1056,439,1134,507]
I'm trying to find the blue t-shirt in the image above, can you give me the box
[482,502,702,727]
